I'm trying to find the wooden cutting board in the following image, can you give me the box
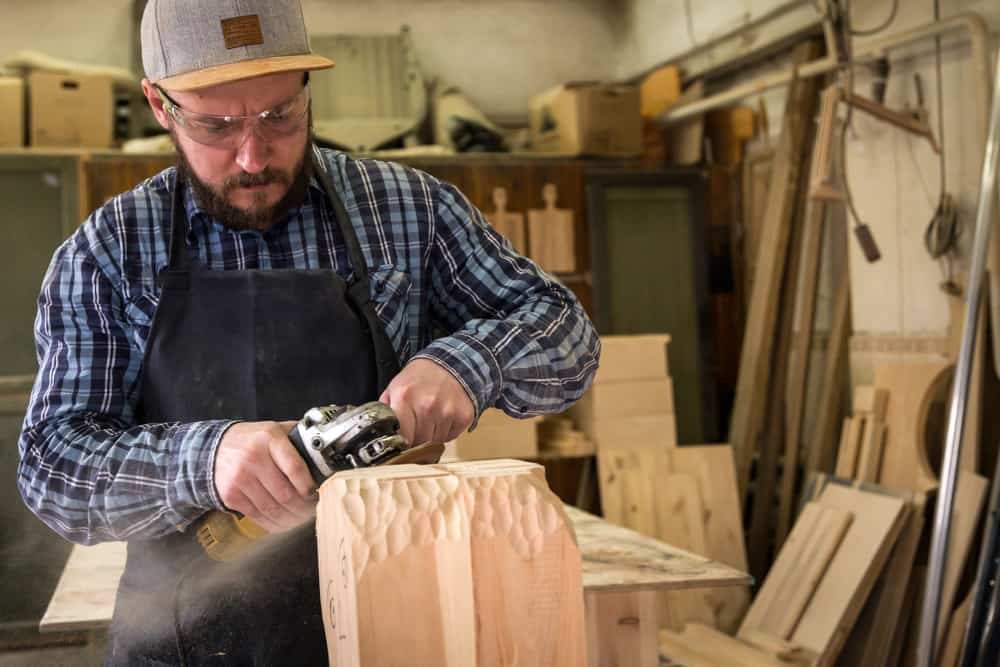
[527,183,576,273]
[484,186,527,255]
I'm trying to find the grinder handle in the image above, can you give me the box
[287,422,328,486]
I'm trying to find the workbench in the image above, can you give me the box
[41,506,749,665]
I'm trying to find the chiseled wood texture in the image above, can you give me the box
[317,461,586,666]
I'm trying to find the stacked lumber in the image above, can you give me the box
[316,459,586,666]
[567,334,676,449]
[446,408,540,461]
[833,385,889,482]
[582,334,751,635]
[820,360,990,666]
[537,414,595,457]
[662,481,907,667]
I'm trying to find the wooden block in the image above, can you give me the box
[317,461,587,666]
[447,460,587,666]
[585,414,677,451]
[594,334,671,383]
[527,183,576,273]
[585,590,658,667]
[449,418,539,460]
[790,484,907,664]
[874,361,953,492]
[569,378,675,430]
[833,416,864,479]
[484,186,527,255]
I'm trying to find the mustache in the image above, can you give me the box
[223,168,291,192]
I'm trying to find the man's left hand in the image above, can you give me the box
[378,358,475,446]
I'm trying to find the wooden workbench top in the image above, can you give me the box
[41,506,750,633]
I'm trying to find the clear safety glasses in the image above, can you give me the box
[154,84,310,148]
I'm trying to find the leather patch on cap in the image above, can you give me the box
[220,15,264,49]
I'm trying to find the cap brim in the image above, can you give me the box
[157,54,334,91]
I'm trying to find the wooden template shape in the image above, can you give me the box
[317,461,586,666]
[527,183,576,273]
[485,187,527,255]
[873,361,953,492]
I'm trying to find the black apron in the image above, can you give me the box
[107,150,400,666]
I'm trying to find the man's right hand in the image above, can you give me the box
[213,421,318,534]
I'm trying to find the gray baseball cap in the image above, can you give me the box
[141,0,334,91]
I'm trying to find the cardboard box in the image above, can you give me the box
[29,71,114,148]
[595,335,671,384]
[448,409,539,461]
[0,77,25,147]
[568,377,674,431]
[529,82,641,156]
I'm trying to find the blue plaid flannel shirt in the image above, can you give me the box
[17,147,599,545]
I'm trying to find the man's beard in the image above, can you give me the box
[173,132,313,232]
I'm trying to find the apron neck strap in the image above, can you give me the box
[167,172,191,271]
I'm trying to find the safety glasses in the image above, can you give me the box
[154,84,310,148]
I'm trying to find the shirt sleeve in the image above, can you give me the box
[17,219,231,545]
[413,180,601,419]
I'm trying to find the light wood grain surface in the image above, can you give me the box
[42,505,750,633]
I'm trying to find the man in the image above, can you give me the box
[16,0,598,663]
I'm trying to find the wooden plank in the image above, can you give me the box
[41,501,750,637]
[593,334,671,383]
[805,269,851,477]
[739,502,831,637]
[873,361,953,492]
[835,492,925,667]
[39,541,128,633]
[662,446,751,633]
[569,378,675,428]
[933,472,989,661]
[758,506,853,638]
[586,590,658,667]
[527,183,576,273]
[730,40,823,497]
[791,484,907,664]
[586,414,677,452]
[778,181,829,544]
[565,505,751,593]
[833,416,865,479]
[854,421,887,483]
[662,624,789,667]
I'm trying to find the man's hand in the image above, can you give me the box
[213,421,317,534]
[379,359,475,446]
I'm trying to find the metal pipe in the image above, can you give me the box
[632,0,817,83]
[660,12,990,126]
[916,42,1000,667]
